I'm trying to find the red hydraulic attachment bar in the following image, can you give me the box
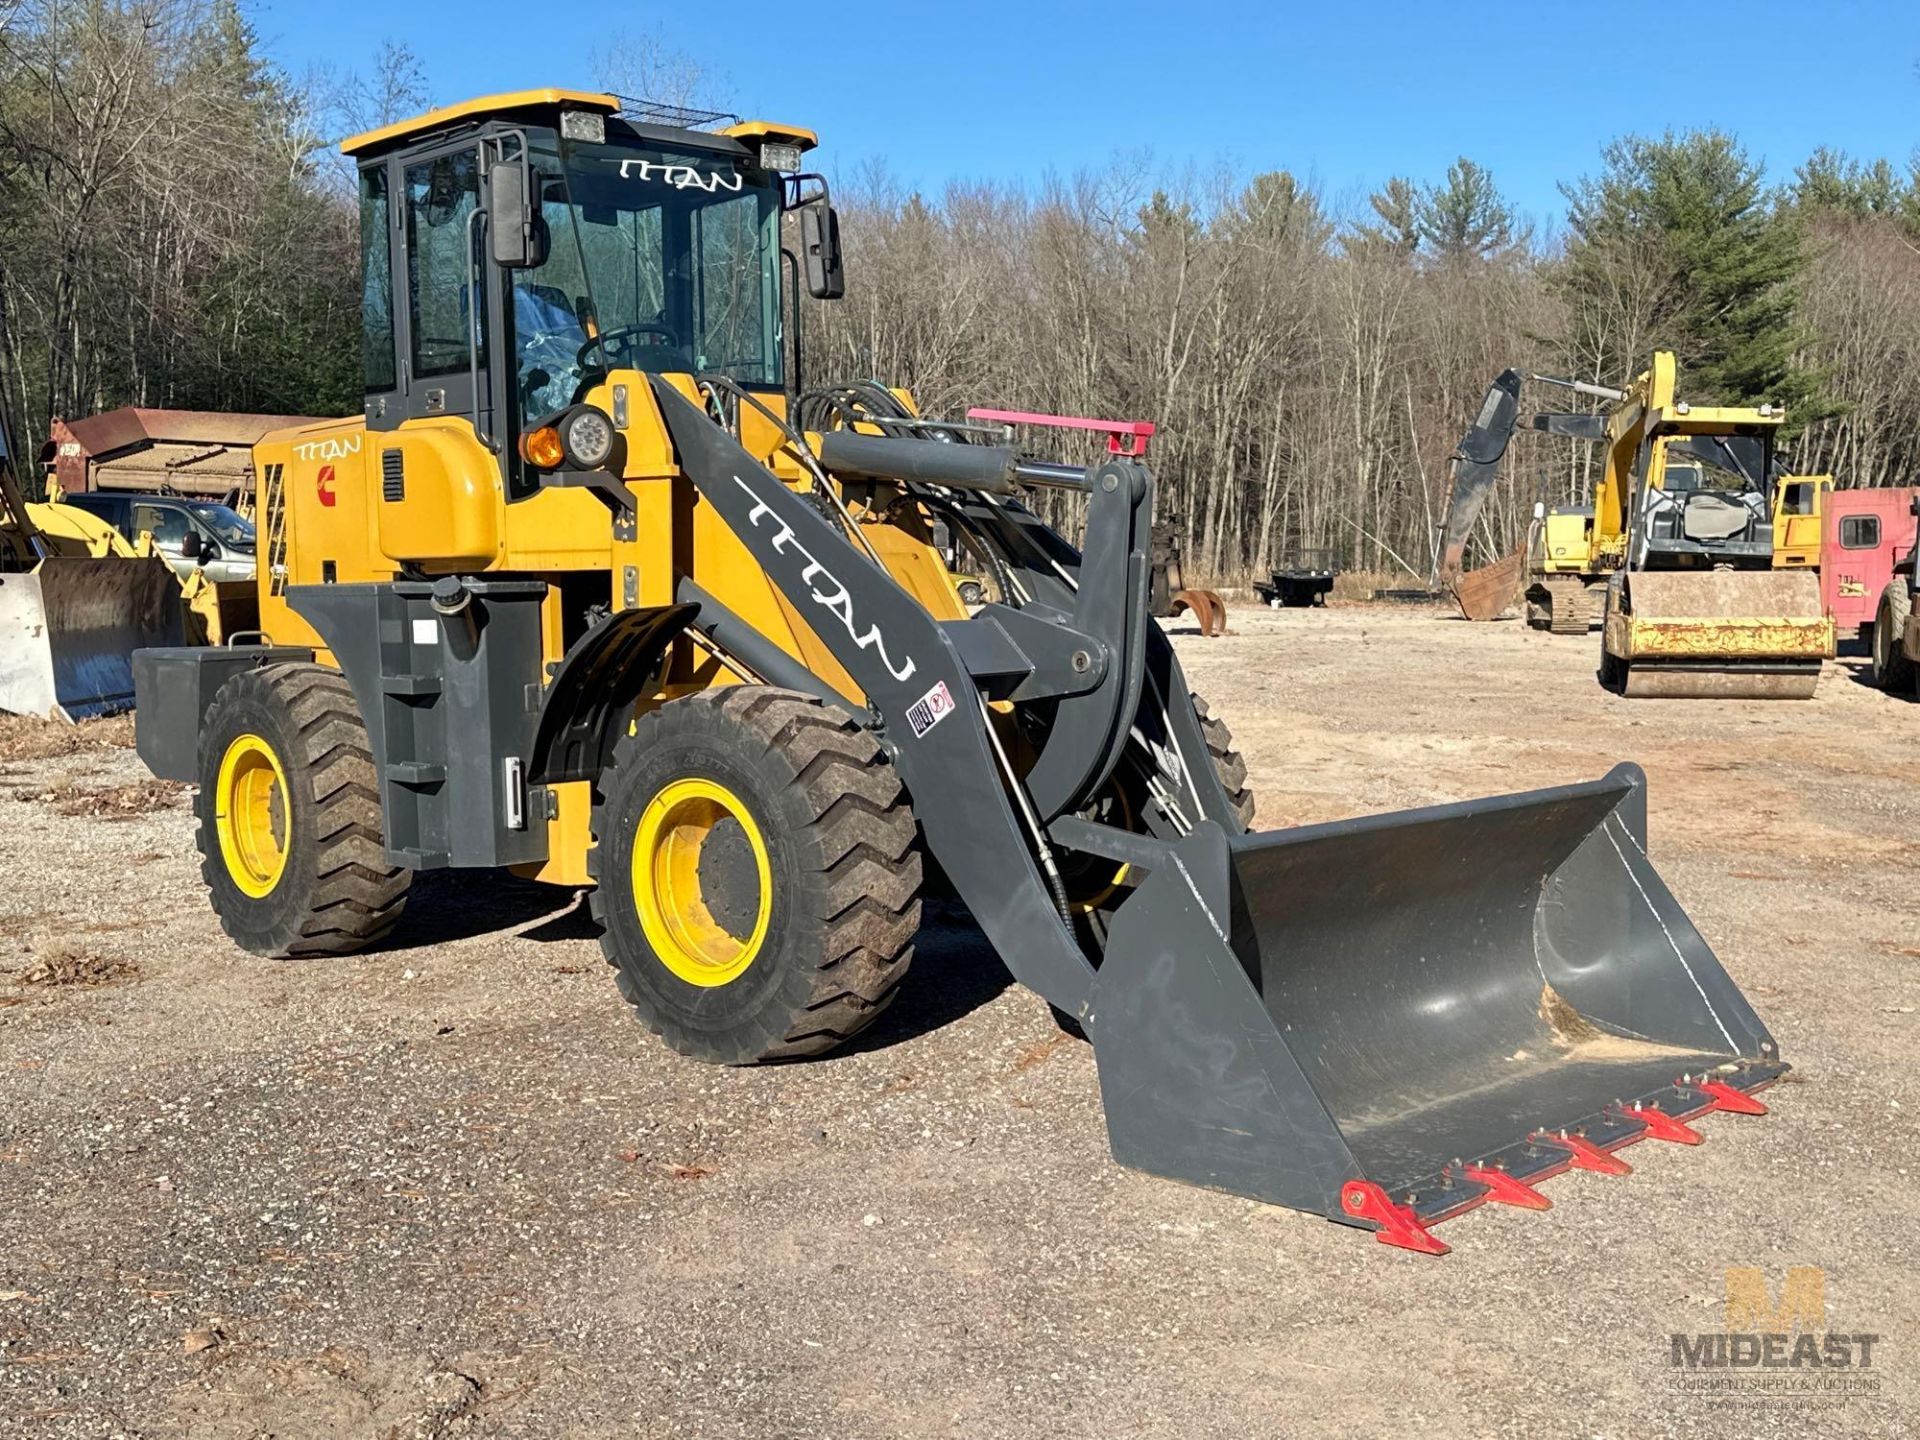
[965,408,1157,459]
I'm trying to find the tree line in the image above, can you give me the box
[4,1,1916,584]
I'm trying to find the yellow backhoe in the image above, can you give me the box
[127,90,1785,1253]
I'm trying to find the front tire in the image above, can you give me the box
[591,686,922,1064]
[1872,584,1914,694]
[1193,692,1255,830]
[196,664,409,957]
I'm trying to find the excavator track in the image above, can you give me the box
[1539,577,1593,634]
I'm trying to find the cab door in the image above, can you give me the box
[393,145,498,437]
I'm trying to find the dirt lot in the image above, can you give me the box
[2,604,1916,1438]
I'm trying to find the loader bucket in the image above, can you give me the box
[1605,570,1833,699]
[1089,764,1783,1253]
[0,556,185,721]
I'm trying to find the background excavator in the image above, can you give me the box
[1434,366,1619,632]
[1438,353,1834,696]
[127,89,1782,1253]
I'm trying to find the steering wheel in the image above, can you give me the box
[578,323,680,368]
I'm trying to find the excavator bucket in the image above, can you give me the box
[1090,764,1783,1253]
[1604,570,1833,699]
[0,555,185,721]
[1450,545,1526,621]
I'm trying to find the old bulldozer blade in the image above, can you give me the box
[1087,764,1783,1253]
[0,556,185,721]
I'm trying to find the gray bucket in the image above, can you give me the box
[1088,765,1780,1239]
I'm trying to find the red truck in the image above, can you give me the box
[1822,487,1920,640]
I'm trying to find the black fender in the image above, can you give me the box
[528,602,697,784]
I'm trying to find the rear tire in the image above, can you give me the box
[1872,584,1914,694]
[196,664,409,957]
[591,686,922,1064]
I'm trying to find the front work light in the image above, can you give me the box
[560,109,606,144]
[561,406,617,469]
[759,140,804,173]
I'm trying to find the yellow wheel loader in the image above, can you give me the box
[130,90,1784,1253]
[0,410,185,721]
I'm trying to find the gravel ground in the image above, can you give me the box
[1,604,1916,1438]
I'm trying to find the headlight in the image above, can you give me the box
[561,406,617,470]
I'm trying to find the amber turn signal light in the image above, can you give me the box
[521,425,565,470]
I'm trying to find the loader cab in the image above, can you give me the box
[345,90,834,498]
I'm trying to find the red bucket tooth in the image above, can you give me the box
[1462,1165,1552,1210]
[1697,1079,1768,1116]
[1339,1181,1449,1255]
[1615,1102,1703,1145]
[1533,1131,1633,1175]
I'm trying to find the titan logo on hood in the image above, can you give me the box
[731,474,917,684]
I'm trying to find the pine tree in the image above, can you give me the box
[1793,148,1909,219]
[1417,158,1515,263]
[1557,131,1814,411]
[1348,177,1421,257]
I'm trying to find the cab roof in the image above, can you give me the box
[341,88,619,158]
[341,87,819,160]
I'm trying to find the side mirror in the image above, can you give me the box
[490,162,547,268]
[800,203,844,300]
[179,530,202,561]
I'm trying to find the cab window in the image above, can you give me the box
[361,166,397,392]
[405,150,487,379]
[1840,515,1881,549]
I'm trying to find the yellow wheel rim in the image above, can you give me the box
[215,733,291,898]
[631,777,772,987]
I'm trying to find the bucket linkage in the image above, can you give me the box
[652,377,1785,1255]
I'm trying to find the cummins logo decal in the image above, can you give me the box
[732,474,917,684]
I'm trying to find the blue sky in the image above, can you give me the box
[254,0,1916,228]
